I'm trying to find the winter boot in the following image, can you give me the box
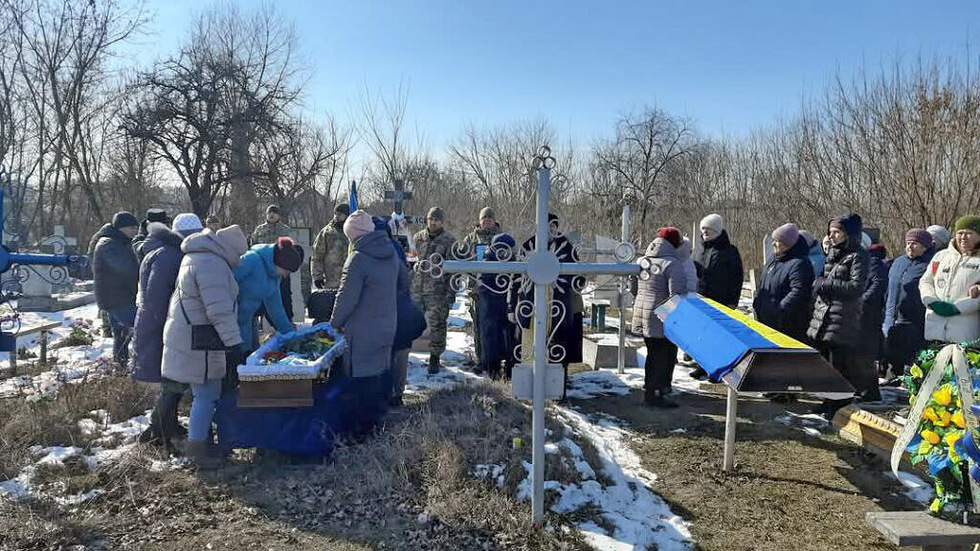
[644,389,679,409]
[689,366,708,380]
[428,354,440,374]
[157,390,183,452]
[184,440,223,469]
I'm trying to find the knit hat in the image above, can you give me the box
[334,203,350,216]
[657,227,682,249]
[427,207,444,222]
[799,230,816,248]
[771,223,799,247]
[954,216,980,236]
[491,232,516,249]
[869,243,887,259]
[205,215,220,226]
[700,214,724,235]
[266,204,280,215]
[145,208,167,224]
[273,236,303,272]
[905,228,932,249]
[112,211,139,229]
[927,224,950,247]
[479,207,495,220]
[548,212,559,224]
[830,213,863,237]
[172,213,203,234]
[344,209,376,241]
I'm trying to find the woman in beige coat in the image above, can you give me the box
[919,215,980,344]
[161,225,248,461]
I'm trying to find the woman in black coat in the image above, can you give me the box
[753,224,814,342]
[807,214,872,415]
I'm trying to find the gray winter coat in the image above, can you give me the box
[331,230,399,378]
[161,228,248,385]
[631,238,687,338]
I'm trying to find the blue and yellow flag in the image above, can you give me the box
[656,294,810,380]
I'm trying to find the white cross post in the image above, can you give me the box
[432,146,645,524]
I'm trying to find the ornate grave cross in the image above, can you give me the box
[384,178,413,216]
[418,146,648,524]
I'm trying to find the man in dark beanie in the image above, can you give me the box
[234,236,300,352]
[92,211,141,369]
[311,203,350,290]
[413,206,457,373]
[462,206,501,371]
[808,214,873,417]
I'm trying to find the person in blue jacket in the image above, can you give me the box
[800,230,826,278]
[881,228,936,384]
[234,237,301,352]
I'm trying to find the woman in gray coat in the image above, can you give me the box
[330,210,399,432]
[331,210,399,378]
[161,225,249,462]
[631,228,687,408]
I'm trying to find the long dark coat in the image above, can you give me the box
[132,226,188,382]
[753,236,815,341]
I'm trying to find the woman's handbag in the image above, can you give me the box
[177,292,230,351]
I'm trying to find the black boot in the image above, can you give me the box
[645,389,679,409]
[690,366,708,380]
[157,390,183,452]
[428,354,440,374]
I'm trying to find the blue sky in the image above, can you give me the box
[127,0,979,162]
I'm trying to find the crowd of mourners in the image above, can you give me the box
[85,200,980,462]
[632,212,980,417]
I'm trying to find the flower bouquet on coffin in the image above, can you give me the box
[237,322,345,382]
[897,340,980,520]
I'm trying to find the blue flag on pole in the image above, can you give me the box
[349,180,358,212]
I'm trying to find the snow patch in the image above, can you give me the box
[887,471,935,505]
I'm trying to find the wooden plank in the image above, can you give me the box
[833,405,902,460]
[238,379,313,408]
[866,511,980,547]
[15,320,61,337]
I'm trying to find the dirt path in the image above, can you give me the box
[569,387,917,551]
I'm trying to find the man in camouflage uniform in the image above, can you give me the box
[461,207,501,371]
[413,207,457,374]
[311,203,350,289]
[251,204,295,319]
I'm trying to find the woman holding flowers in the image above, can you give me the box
[901,215,980,516]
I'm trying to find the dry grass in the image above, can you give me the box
[0,375,155,478]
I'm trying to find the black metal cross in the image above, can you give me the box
[383,178,413,215]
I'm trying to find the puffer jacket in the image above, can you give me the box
[92,225,140,311]
[884,247,936,333]
[234,244,294,350]
[920,242,980,343]
[331,230,400,378]
[132,225,190,383]
[753,235,814,341]
[807,228,870,347]
[161,228,247,385]
[631,238,687,339]
[695,230,744,308]
[860,250,888,351]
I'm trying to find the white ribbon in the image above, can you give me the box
[891,344,980,512]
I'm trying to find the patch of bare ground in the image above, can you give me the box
[570,386,917,551]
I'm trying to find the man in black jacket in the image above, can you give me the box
[92,211,141,369]
[692,213,744,379]
[807,214,872,417]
